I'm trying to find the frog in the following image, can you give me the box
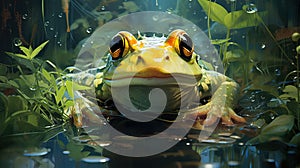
[68,29,246,128]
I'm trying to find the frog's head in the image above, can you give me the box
[103,29,202,87]
[100,29,203,112]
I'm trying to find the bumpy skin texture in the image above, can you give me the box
[68,29,246,128]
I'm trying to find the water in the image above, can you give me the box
[0,0,300,167]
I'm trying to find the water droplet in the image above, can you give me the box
[245,3,258,14]
[54,32,58,38]
[58,12,63,18]
[275,69,281,76]
[186,142,191,146]
[57,41,62,47]
[251,99,255,102]
[86,27,93,34]
[204,16,208,20]
[30,85,37,91]
[189,0,193,2]
[13,38,22,46]
[230,0,236,2]
[49,27,54,31]
[261,43,266,49]
[101,6,105,11]
[152,15,159,21]
[44,21,50,27]
[293,76,298,82]
[22,13,28,20]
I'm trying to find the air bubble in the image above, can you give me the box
[50,27,54,31]
[22,13,28,20]
[30,85,37,91]
[101,6,105,11]
[275,69,281,76]
[44,21,50,27]
[58,12,63,18]
[86,27,93,34]
[245,4,258,14]
[57,41,62,47]
[13,38,22,46]
[261,43,266,49]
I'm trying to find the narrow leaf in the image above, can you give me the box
[56,86,66,103]
[5,52,28,59]
[30,40,49,59]
[66,80,74,99]
[19,46,31,57]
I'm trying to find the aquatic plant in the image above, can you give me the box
[197,0,263,88]
[198,0,300,147]
[0,41,86,140]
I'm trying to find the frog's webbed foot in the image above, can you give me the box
[194,102,246,126]
[67,91,106,128]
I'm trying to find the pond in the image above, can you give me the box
[0,0,300,167]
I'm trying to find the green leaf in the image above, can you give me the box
[56,85,66,103]
[5,52,28,59]
[41,68,51,82]
[247,115,295,145]
[211,38,230,45]
[223,49,245,62]
[0,92,8,120]
[224,10,261,29]
[30,40,49,59]
[0,76,8,82]
[280,85,299,101]
[198,0,228,25]
[7,95,28,115]
[73,82,92,91]
[19,46,32,57]
[290,133,300,146]
[260,115,294,136]
[66,80,74,99]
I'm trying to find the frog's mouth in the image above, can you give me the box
[104,67,202,87]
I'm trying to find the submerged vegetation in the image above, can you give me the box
[0,0,299,166]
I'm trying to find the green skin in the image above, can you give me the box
[71,31,246,127]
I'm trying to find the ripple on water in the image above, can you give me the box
[23,147,50,157]
[81,156,110,163]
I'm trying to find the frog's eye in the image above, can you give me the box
[109,31,137,60]
[109,34,129,60]
[165,29,194,61]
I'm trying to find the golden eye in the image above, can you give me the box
[109,31,138,60]
[109,34,128,60]
[177,33,194,60]
[165,29,194,61]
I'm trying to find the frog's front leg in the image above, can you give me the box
[196,71,246,125]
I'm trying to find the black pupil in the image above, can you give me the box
[110,35,124,58]
[179,34,193,57]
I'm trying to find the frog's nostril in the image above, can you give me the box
[165,55,170,60]
[136,55,145,64]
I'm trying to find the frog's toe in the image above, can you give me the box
[228,108,246,123]
[203,114,219,125]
